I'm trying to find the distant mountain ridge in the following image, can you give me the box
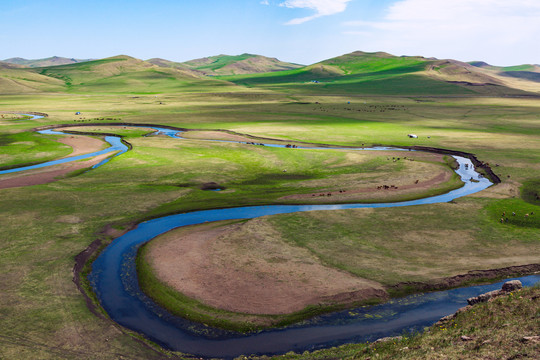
[2,56,94,68]
[219,50,540,96]
[0,55,234,94]
[0,51,538,95]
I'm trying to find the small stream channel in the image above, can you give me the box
[0,128,128,175]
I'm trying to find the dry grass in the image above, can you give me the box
[143,219,385,317]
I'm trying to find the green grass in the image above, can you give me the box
[319,51,427,75]
[0,131,73,169]
[502,64,537,72]
[265,198,539,286]
[521,179,540,206]
[485,198,540,229]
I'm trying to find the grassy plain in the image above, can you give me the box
[0,57,539,359]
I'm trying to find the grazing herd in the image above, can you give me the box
[500,211,534,223]
[312,103,408,114]
[312,190,347,197]
[245,141,266,146]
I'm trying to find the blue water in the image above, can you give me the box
[92,269,539,359]
[16,113,44,121]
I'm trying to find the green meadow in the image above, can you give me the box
[0,52,539,358]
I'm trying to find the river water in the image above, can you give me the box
[0,128,128,175]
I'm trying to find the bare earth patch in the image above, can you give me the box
[0,134,109,189]
[282,170,452,202]
[476,181,520,199]
[54,133,107,157]
[181,130,255,143]
[144,219,387,315]
[0,153,111,189]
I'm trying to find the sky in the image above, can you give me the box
[1,0,539,66]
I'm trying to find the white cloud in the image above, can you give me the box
[260,0,269,5]
[280,0,352,25]
[343,0,540,65]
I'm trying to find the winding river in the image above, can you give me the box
[0,128,128,175]
[3,120,538,358]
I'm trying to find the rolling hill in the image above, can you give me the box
[175,53,303,75]
[468,61,540,84]
[219,51,540,96]
[0,61,66,94]
[0,55,238,94]
[1,51,539,96]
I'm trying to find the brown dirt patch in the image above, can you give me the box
[181,130,254,143]
[144,219,387,315]
[281,170,452,202]
[0,153,111,189]
[54,133,107,157]
[55,215,83,224]
[476,181,520,199]
[0,133,110,189]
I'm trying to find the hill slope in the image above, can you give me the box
[0,61,66,94]
[1,52,539,96]
[0,55,239,94]
[177,53,303,75]
[467,61,540,89]
[220,51,540,96]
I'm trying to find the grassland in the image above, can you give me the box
[0,51,538,359]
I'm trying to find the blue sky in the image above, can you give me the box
[2,0,539,66]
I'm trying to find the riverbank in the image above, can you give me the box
[252,282,540,360]
[136,220,388,332]
[135,212,539,332]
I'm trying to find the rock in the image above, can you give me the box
[374,336,402,343]
[461,335,474,341]
[467,281,523,305]
[521,336,540,343]
[436,314,454,325]
[502,280,522,292]
[436,305,472,326]
[467,289,503,305]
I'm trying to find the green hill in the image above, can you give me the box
[146,58,207,77]
[179,53,303,75]
[1,55,238,94]
[219,51,539,96]
[1,52,538,96]
[0,61,65,94]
